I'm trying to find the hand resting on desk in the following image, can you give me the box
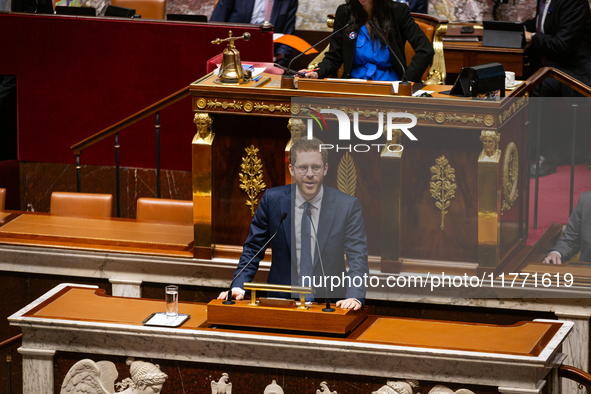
[543,251,562,265]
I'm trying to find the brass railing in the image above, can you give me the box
[517,67,591,233]
[70,83,196,216]
[1,334,22,394]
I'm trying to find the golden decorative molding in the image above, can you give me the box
[244,102,254,112]
[430,156,456,230]
[484,115,495,127]
[498,96,528,125]
[196,98,207,109]
[206,99,243,111]
[239,145,266,217]
[444,113,484,125]
[502,142,519,214]
[253,102,290,113]
[337,152,357,196]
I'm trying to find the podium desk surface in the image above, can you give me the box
[23,285,564,357]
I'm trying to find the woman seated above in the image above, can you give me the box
[301,0,434,82]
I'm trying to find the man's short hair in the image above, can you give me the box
[290,137,328,165]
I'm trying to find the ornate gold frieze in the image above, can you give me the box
[430,156,456,230]
[301,105,435,123]
[196,98,207,109]
[239,145,266,216]
[253,102,290,113]
[502,142,519,214]
[337,152,357,196]
[206,99,243,111]
[498,96,528,125]
[445,113,484,125]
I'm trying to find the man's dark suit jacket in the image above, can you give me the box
[209,0,298,61]
[551,191,591,263]
[317,3,434,82]
[233,184,369,303]
[523,0,591,84]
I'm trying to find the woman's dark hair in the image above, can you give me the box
[345,0,395,47]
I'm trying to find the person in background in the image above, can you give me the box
[544,191,591,264]
[301,0,433,82]
[210,0,298,66]
[524,0,591,176]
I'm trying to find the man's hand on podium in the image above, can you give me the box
[218,290,245,301]
[336,298,362,311]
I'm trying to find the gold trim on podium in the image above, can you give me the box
[243,282,312,309]
[477,130,501,269]
[192,113,215,259]
[380,130,403,272]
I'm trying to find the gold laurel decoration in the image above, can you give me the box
[337,152,357,196]
[501,142,519,215]
[430,156,457,230]
[206,99,243,111]
[239,146,266,217]
[253,102,290,113]
[196,98,207,109]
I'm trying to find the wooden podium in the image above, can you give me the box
[189,73,530,276]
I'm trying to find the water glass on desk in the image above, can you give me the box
[165,285,178,318]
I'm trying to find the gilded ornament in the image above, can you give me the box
[291,103,301,114]
[206,99,243,111]
[435,112,445,123]
[430,156,456,230]
[288,118,305,141]
[244,102,253,112]
[254,102,290,113]
[501,142,519,214]
[484,115,494,127]
[478,130,501,162]
[239,145,266,216]
[193,113,214,143]
[337,152,357,196]
[197,98,207,109]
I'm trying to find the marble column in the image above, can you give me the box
[18,348,56,394]
[109,278,142,297]
[555,312,590,394]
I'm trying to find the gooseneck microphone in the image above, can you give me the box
[367,20,408,82]
[223,212,288,305]
[280,19,355,77]
[306,205,335,313]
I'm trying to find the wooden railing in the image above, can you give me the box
[1,334,22,394]
[69,80,199,216]
[517,67,591,233]
[559,365,591,391]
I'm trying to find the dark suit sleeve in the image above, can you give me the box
[397,4,434,82]
[210,0,234,22]
[274,0,298,62]
[551,192,587,262]
[317,5,348,79]
[532,0,589,58]
[343,198,369,302]
[233,191,271,290]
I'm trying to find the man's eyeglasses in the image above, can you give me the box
[294,165,325,175]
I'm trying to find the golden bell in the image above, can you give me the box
[212,30,252,85]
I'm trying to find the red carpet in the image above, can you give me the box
[527,164,591,245]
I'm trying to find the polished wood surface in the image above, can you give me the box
[559,365,591,391]
[443,41,532,80]
[0,213,194,257]
[26,286,563,357]
[357,316,559,356]
[207,299,367,334]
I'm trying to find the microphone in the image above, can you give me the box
[284,19,355,77]
[367,20,408,83]
[223,212,288,305]
[306,205,335,313]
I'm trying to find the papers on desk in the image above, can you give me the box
[413,89,435,97]
[213,64,266,78]
[143,312,190,327]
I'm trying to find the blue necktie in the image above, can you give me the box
[300,202,314,301]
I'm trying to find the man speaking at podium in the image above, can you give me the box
[218,137,369,310]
